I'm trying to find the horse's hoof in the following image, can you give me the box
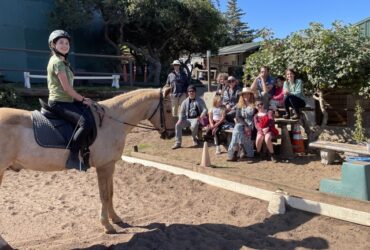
[111,216,123,224]
[105,228,117,234]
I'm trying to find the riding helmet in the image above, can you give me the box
[48,30,71,47]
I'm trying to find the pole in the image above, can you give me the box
[207,50,211,92]
[129,61,133,87]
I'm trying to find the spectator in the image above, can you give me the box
[283,68,306,120]
[269,75,285,117]
[216,72,229,96]
[172,85,207,149]
[222,76,240,123]
[250,66,275,110]
[165,59,189,117]
[205,95,226,155]
[254,99,278,162]
[227,87,256,162]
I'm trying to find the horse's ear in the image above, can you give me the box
[163,86,171,98]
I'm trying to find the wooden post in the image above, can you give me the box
[129,61,133,87]
[144,65,148,83]
[123,64,128,83]
[207,50,211,92]
[133,63,136,82]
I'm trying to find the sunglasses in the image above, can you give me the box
[188,90,195,93]
[257,103,263,107]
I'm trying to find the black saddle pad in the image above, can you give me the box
[31,108,97,149]
[32,110,74,148]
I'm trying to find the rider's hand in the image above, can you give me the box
[83,98,93,107]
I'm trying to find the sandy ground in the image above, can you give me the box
[1,128,370,249]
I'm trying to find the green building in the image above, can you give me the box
[0,0,108,83]
[355,16,370,37]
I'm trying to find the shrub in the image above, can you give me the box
[0,85,30,109]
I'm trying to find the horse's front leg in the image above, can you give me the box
[0,169,4,187]
[96,162,121,233]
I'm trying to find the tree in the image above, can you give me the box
[225,0,255,44]
[49,0,226,85]
[244,22,370,139]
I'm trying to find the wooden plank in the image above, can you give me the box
[309,140,370,155]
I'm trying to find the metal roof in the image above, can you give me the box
[217,42,261,56]
[354,16,370,26]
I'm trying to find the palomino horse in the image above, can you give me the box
[0,87,175,235]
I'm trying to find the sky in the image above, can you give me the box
[219,0,370,38]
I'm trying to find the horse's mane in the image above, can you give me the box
[101,88,159,109]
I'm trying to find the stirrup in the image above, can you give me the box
[81,148,91,168]
[66,152,88,172]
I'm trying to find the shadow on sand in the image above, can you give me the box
[75,208,328,250]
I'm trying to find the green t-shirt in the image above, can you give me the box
[47,54,74,102]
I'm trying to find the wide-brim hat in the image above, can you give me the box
[239,87,254,95]
[172,60,181,65]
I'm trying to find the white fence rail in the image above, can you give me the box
[24,72,120,89]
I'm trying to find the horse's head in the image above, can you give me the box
[148,87,176,139]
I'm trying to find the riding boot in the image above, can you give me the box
[66,151,88,172]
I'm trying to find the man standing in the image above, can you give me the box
[250,66,275,109]
[166,60,189,117]
[172,85,207,149]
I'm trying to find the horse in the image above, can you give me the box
[0,87,175,235]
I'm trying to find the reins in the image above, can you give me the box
[91,89,172,132]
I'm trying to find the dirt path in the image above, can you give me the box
[1,161,369,249]
[0,128,369,249]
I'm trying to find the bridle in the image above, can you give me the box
[92,88,173,136]
[147,88,166,134]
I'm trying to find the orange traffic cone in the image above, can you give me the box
[200,142,211,167]
[291,124,305,153]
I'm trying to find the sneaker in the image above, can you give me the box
[215,146,221,155]
[226,156,237,162]
[270,153,277,163]
[171,144,181,150]
[226,151,238,161]
[192,139,199,147]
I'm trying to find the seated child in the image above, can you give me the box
[269,76,285,117]
[206,95,226,155]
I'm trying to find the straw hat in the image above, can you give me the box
[239,87,254,95]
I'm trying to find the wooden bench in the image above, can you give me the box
[309,140,370,165]
[24,72,121,89]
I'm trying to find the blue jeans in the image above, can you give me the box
[175,118,199,145]
[227,123,254,158]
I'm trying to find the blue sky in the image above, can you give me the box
[219,0,370,38]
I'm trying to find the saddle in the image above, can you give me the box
[31,99,97,165]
